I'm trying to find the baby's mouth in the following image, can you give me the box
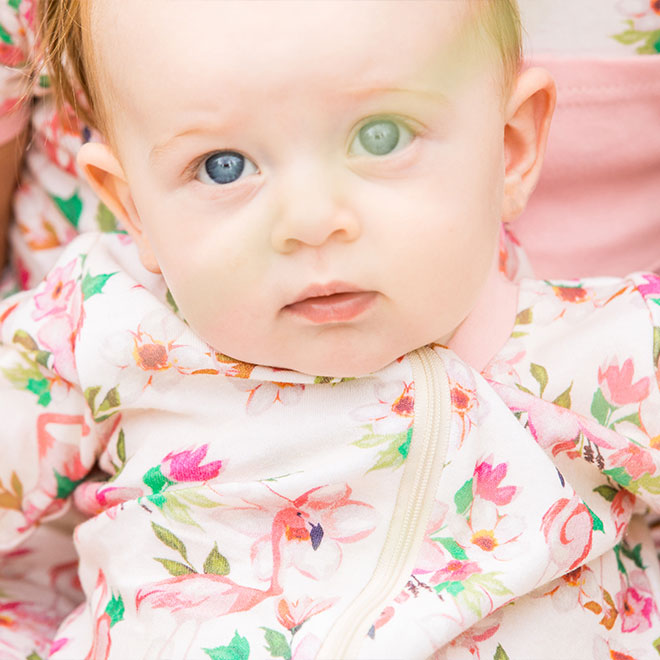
[283,283,377,323]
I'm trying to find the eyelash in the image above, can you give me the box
[185,114,423,184]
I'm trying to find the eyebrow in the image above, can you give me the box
[149,86,448,164]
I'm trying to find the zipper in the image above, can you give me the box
[316,346,452,659]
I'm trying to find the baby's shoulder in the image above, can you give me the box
[487,273,660,420]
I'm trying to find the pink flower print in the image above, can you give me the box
[234,380,305,415]
[73,483,144,516]
[616,0,660,30]
[240,483,377,583]
[598,358,649,406]
[615,569,658,634]
[350,380,414,435]
[541,497,593,572]
[474,457,516,506]
[32,259,77,320]
[432,560,481,585]
[275,596,338,631]
[635,273,660,299]
[609,443,656,481]
[454,501,524,561]
[37,285,84,384]
[161,445,223,482]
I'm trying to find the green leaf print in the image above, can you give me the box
[397,428,412,459]
[204,631,250,660]
[54,471,85,499]
[653,327,660,367]
[637,473,660,495]
[178,489,220,508]
[454,478,474,516]
[166,288,179,314]
[613,411,642,428]
[0,23,11,44]
[652,634,660,655]
[8,0,21,10]
[26,377,52,407]
[261,628,292,660]
[593,484,618,502]
[604,467,632,489]
[162,493,200,527]
[81,271,116,300]
[590,388,612,427]
[515,308,532,325]
[529,363,548,397]
[203,543,230,576]
[151,521,190,562]
[51,191,83,228]
[154,558,196,577]
[12,329,38,351]
[116,429,126,463]
[84,385,101,412]
[432,537,468,561]
[553,384,572,409]
[494,644,510,660]
[26,653,43,660]
[143,465,174,494]
[585,504,604,533]
[620,542,645,570]
[105,593,125,627]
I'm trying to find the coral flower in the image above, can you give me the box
[598,358,649,406]
[275,596,337,631]
[474,457,517,506]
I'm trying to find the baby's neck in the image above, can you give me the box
[447,254,520,373]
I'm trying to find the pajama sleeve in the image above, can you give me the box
[0,0,35,144]
[0,241,107,550]
[584,272,660,513]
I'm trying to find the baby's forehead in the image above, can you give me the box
[92,1,475,88]
[88,1,508,146]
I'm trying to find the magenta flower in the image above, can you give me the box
[635,273,660,299]
[161,445,223,482]
[598,358,649,406]
[474,457,516,505]
[616,583,654,633]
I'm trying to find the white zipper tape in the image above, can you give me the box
[317,346,452,659]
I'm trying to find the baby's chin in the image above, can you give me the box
[262,341,419,378]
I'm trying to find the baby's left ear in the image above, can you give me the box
[501,67,556,223]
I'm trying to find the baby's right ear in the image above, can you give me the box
[77,143,161,273]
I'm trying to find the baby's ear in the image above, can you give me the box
[77,142,161,273]
[501,67,556,223]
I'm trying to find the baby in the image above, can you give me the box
[1,1,660,659]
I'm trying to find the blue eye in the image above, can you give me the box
[197,150,258,185]
[349,117,414,157]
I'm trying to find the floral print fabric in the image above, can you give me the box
[0,232,658,658]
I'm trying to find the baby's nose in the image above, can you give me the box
[270,163,361,253]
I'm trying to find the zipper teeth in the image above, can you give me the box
[317,346,451,659]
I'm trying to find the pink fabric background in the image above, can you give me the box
[516,56,660,279]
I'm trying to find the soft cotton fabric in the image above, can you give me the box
[0,232,659,658]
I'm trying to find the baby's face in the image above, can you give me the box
[90,1,510,376]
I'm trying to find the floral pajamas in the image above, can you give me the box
[0,232,659,658]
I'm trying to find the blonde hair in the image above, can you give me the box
[35,0,523,134]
